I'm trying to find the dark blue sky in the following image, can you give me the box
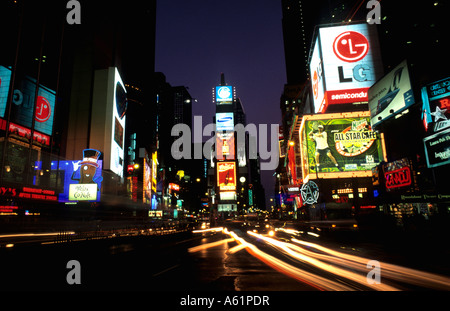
[155,0,287,204]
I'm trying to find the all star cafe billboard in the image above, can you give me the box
[299,111,386,180]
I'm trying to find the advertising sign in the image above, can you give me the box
[216,112,234,131]
[218,204,237,212]
[91,67,127,178]
[423,128,450,168]
[50,150,103,202]
[215,86,233,104]
[151,151,157,193]
[143,157,152,204]
[300,113,383,178]
[310,37,326,113]
[220,191,236,201]
[310,23,383,113]
[69,184,98,201]
[383,158,412,191]
[368,60,415,127]
[0,65,12,116]
[217,162,236,191]
[216,131,235,160]
[0,65,56,136]
[421,77,450,133]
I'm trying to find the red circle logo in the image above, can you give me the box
[333,31,369,62]
[312,70,319,99]
[35,96,51,123]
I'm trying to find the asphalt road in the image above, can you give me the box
[1,221,449,292]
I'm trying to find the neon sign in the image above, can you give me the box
[385,167,412,189]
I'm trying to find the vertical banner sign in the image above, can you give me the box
[217,162,236,191]
[216,132,235,160]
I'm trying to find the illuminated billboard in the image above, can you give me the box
[220,191,236,201]
[383,158,413,191]
[0,66,12,117]
[421,77,450,133]
[309,23,383,113]
[0,65,56,136]
[216,131,235,160]
[217,162,236,191]
[51,149,103,202]
[216,112,234,131]
[423,128,450,168]
[215,86,233,104]
[91,67,127,178]
[300,112,384,179]
[310,37,326,113]
[368,60,415,127]
[143,157,152,204]
[151,151,157,193]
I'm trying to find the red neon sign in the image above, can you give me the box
[439,97,450,109]
[385,167,412,189]
[0,186,57,201]
[0,118,51,146]
[169,183,180,191]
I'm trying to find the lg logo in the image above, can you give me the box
[333,31,369,63]
[333,31,372,84]
[13,90,52,123]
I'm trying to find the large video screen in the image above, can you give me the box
[301,114,384,177]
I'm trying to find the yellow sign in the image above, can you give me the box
[69,184,98,201]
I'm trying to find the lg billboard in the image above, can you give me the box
[309,23,383,113]
[0,65,56,136]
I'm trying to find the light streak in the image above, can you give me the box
[223,230,355,291]
[192,227,223,234]
[187,237,234,253]
[291,237,450,290]
[0,232,75,239]
[247,230,400,291]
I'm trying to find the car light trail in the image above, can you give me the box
[0,232,75,239]
[290,237,450,290]
[223,230,356,291]
[192,227,224,234]
[187,237,235,253]
[247,230,400,291]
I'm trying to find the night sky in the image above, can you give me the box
[155,0,287,206]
